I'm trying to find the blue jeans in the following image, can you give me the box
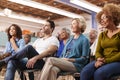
[4,58,34,80]
[80,61,120,80]
[5,60,16,80]
[4,45,45,80]
[11,58,34,80]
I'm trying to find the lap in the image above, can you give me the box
[11,58,45,70]
[47,57,77,72]
[96,62,120,74]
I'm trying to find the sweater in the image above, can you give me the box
[95,31,120,63]
[61,34,90,72]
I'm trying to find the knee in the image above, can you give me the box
[27,45,33,49]
[80,67,89,77]
[51,66,60,73]
[81,62,95,75]
[47,57,56,65]
[94,69,104,78]
[6,61,16,70]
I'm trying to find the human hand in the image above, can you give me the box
[10,37,15,44]
[97,58,105,63]
[95,57,105,68]
[61,58,69,61]
[26,57,37,68]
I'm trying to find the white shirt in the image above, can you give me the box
[32,36,59,54]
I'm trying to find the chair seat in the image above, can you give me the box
[110,75,120,80]
[22,69,40,73]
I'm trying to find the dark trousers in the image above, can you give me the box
[80,61,120,80]
[4,45,45,80]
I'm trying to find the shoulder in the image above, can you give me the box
[50,36,59,41]
[49,36,59,42]
[80,34,89,41]
[18,38,25,43]
[19,38,24,41]
[98,31,107,38]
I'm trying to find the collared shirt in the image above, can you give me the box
[95,31,120,63]
[4,38,25,55]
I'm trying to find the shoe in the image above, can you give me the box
[0,60,5,68]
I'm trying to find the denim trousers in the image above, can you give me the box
[4,45,45,80]
[13,58,34,80]
[5,60,16,80]
[80,61,120,80]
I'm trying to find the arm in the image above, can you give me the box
[75,38,90,63]
[26,36,59,68]
[95,33,104,59]
[10,37,18,51]
[26,45,58,68]
[34,45,58,60]
[105,52,120,63]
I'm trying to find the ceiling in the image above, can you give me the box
[0,0,120,20]
[86,0,120,7]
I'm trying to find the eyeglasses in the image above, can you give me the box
[100,16,109,23]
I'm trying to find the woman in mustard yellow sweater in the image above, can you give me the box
[80,3,120,80]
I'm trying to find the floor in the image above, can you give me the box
[0,68,75,80]
[0,70,20,80]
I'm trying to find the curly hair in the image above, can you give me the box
[96,3,120,26]
[72,18,86,33]
[7,24,22,41]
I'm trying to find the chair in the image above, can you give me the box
[57,72,80,80]
[19,69,41,80]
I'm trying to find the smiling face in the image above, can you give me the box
[71,19,80,33]
[42,21,52,34]
[38,28,44,38]
[9,26,17,36]
[100,14,110,28]
[89,29,97,39]
[59,29,69,40]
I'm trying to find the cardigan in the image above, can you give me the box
[61,34,90,72]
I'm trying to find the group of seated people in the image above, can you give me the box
[0,3,120,80]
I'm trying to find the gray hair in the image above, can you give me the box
[62,28,71,37]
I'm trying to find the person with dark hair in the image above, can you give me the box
[80,3,120,80]
[38,18,90,80]
[1,24,26,80]
[0,20,59,80]
[23,34,31,45]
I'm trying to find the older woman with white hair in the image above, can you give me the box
[56,27,71,57]
[38,18,90,80]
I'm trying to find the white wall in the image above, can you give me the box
[54,13,92,35]
[0,16,42,32]
[0,9,93,36]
